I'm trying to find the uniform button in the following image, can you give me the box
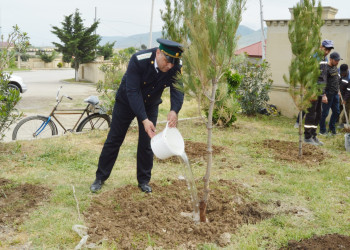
[148,94,150,97]
[164,85,166,87]
[144,82,146,85]
[144,100,147,103]
[152,87,154,89]
[151,61,154,64]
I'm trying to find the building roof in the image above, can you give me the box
[235,40,266,58]
[0,42,12,48]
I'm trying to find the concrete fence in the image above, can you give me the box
[20,57,71,69]
[78,59,111,83]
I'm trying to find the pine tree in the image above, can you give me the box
[180,0,246,222]
[284,0,323,157]
[160,0,187,43]
[51,9,101,82]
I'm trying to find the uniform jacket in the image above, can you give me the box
[115,48,184,121]
[340,77,350,102]
[322,64,340,95]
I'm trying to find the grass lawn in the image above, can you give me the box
[0,95,349,248]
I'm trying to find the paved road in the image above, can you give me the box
[3,69,100,142]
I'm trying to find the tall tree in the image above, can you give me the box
[97,41,116,60]
[51,9,101,82]
[284,0,323,157]
[179,0,246,222]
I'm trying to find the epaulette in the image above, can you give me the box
[136,52,152,61]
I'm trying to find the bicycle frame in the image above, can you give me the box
[34,87,97,136]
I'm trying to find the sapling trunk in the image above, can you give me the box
[200,78,217,222]
[298,93,304,158]
[298,109,303,157]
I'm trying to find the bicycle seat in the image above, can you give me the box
[84,96,99,105]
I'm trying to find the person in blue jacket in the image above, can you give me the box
[90,38,184,193]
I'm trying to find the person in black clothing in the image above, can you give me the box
[90,38,184,193]
[338,64,350,128]
[319,52,341,136]
[303,40,333,146]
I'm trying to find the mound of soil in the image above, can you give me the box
[85,180,270,248]
[261,139,327,165]
[155,141,227,163]
[281,233,350,249]
[0,178,50,225]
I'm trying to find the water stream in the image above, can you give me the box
[180,152,200,222]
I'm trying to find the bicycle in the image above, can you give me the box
[12,86,111,140]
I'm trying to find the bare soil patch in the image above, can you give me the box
[281,233,350,249]
[85,179,270,248]
[0,178,51,225]
[261,139,328,165]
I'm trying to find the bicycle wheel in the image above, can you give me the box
[76,114,110,132]
[12,116,57,140]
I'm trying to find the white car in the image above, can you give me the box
[6,73,27,94]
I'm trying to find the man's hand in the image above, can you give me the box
[322,94,328,104]
[167,110,178,128]
[142,119,156,138]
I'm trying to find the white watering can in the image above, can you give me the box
[151,122,185,159]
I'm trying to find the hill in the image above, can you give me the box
[100,25,260,49]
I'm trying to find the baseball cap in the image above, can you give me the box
[322,40,334,49]
[330,52,342,61]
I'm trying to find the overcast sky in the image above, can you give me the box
[1,0,349,46]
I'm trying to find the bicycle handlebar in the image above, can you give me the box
[56,86,73,101]
[64,95,73,100]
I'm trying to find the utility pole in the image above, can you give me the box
[259,0,266,60]
[95,6,97,58]
[148,0,155,49]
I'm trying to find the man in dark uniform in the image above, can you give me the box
[319,51,341,136]
[90,38,184,193]
[303,39,333,146]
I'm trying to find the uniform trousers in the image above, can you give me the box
[95,99,158,185]
[319,93,340,134]
[304,96,322,139]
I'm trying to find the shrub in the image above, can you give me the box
[235,59,273,115]
[39,51,57,63]
[207,71,242,127]
[57,62,63,68]
[0,73,22,140]
[20,54,30,62]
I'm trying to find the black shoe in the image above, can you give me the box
[90,179,104,193]
[138,183,152,193]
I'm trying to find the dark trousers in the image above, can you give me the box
[96,100,158,185]
[304,96,322,139]
[320,93,340,134]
